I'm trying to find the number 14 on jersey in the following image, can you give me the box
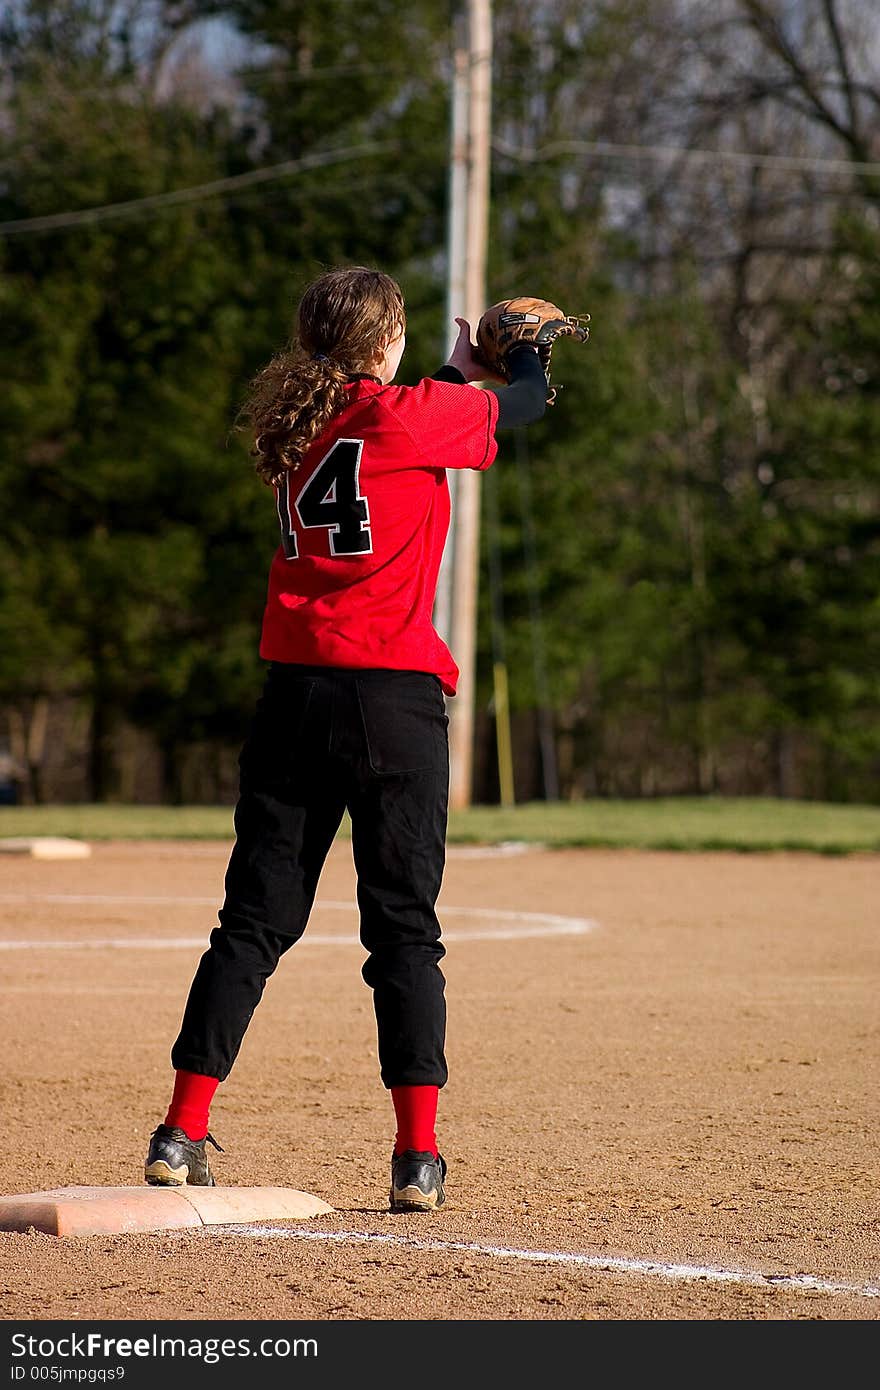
[276,438,372,559]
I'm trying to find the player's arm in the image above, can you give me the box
[489,345,547,428]
[431,344,547,428]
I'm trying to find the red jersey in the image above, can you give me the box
[259,375,499,695]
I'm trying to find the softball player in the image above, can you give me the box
[144,266,548,1210]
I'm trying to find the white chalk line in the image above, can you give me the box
[0,841,533,861]
[202,1224,880,1302]
[0,898,596,949]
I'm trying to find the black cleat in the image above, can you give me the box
[144,1124,222,1187]
[390,1150,447,1212]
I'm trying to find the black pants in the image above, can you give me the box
[170,663,450,1089]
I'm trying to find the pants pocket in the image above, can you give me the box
[356,674,448,775]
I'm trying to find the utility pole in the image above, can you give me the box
[437,0,492,811]
[433,22,469,651]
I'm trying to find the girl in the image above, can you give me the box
[144,265,549,1211]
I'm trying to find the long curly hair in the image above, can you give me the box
[240,266,406,487]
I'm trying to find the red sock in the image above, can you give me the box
[391,1085,439,1157]
[164,1070,220,1142]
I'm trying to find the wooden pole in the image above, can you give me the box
[434,17,470,648]
[445,0,492,812]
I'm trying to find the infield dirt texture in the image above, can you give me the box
[1,839,877,1320]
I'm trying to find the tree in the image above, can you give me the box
[0,9,271,797]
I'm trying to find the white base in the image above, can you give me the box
[0,837,92,859]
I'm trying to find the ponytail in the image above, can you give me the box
[239,265,406,488]
[240,349,351,488]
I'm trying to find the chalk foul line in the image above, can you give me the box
[202,1224,880,1302]
[0,898,597,949]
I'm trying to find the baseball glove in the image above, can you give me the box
[475,296,590,403]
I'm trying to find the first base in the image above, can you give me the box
[0,1186,334,1237]
[0,837,92,860]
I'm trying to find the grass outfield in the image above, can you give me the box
[0,797,879,853]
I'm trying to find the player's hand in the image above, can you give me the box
[445,317,507,384]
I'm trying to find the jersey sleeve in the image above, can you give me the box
[383,377,499,472]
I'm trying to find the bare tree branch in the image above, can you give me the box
[822,0,862,140]
[739,0,872,161]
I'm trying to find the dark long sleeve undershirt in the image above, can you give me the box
[430,344,548,429]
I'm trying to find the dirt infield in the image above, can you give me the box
[0,839,877,1321]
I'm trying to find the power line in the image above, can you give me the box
[0,142,399,236]
[491,135,880,179]
[1,130,875,241]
